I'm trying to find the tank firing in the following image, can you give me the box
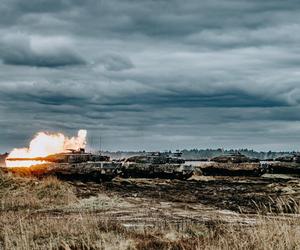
[2,130,195,181]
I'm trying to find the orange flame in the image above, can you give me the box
[6,130,87,168]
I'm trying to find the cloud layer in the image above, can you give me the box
[1,0,300,151]
[0,34,85,67]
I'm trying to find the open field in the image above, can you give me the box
[1,170,300,249]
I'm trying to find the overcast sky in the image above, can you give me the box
[1,0,300,152]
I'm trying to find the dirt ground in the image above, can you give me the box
[58,174,300,227]
[1,170,300,249]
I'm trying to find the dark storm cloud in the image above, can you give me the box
[1,0,300,151]
[0,34,85,67]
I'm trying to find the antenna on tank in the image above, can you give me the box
[90,136,93,153]
[99,135,102,156]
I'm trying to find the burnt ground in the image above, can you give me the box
[1,168,300,243]
[3,166,299,227]
[2,168,300,249]
[72,176,300,213]
[57,175,300,228]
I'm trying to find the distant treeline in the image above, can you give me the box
[104,149,297,160]
[181,149,297,160]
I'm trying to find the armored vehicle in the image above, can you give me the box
[120,152,194,180]
[5,149,120,181]
[211,152,259,163]
[264,153,300,175]
[200,153,262,176]
[275,154,300,163]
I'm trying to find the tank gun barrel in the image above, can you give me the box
[6,157,49,161]
[6,152,110,164]
[6,155,64,163]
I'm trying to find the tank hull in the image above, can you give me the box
[1,161,120,182]
[120,163,194,180]
[265,162,300,175]
[200,162,263,176]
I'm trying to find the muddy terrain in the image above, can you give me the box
[1,168,300,249]
[63,174,300,227]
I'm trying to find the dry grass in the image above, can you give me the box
[250,195,300,214]
[0,171,77,211]
[1,213,299,250]
[0,170,300,250]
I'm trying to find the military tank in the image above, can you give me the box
[275,154,300,163]
[211,152,260,163]
[4,149,120,181]
[200,152,263,176]
[266,154,300,175]
[119,152,194,180]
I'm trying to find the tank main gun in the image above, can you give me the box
[6,149,110,164]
